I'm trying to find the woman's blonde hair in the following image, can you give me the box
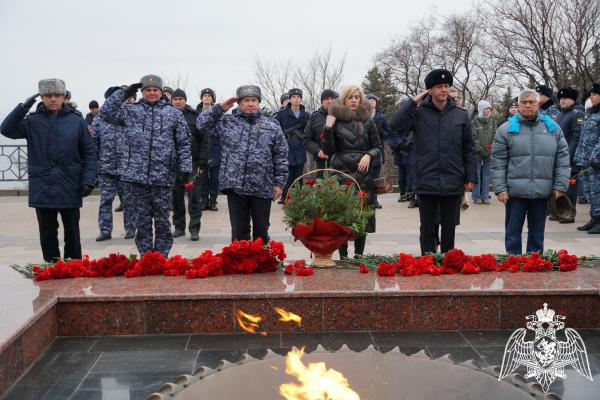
[339,85,366,106]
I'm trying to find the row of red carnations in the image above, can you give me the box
[33,238,286,281]
[364,249,578,276]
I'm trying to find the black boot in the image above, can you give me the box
[209,194,218,211]
[408,193,417,209]
[173,229,185,238]
[201,195,210,211]
[374,195,382,209]
[577,217,596,231]
[95,233,111,242]
[398,191,407,202]
[338,243,348,260]
[354,236,366,257]
[588,217,600,234]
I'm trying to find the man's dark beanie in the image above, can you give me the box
[557,87,578,101]
[280,93,289,104]
[89,100,99,109]
[424,69,453,89]
[173,89,187,101]
[104,86,121,99]
[201,88,216,104]
[320,89,339,102]
[536,85,553,98]
[590,83,600,95]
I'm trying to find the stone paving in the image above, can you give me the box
[0,193,598,266]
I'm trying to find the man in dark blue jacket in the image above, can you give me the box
[275,88,310,204]
[556,87,585,221]
[171,88,208,240]
[303,89,338,178]
[391,69,476,254]
[1,79,96,262]
[100,74,192,257]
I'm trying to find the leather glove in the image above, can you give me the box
[124,83,143,98]
[22,94,39,110]
[81,186,93,198]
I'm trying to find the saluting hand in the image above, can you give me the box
[22,94,39,110]
[413,91,429,105]
[220,97,238,112]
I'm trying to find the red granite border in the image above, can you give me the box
[0,305,56,395]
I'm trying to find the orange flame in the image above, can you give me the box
[236,309,266,335]
[279,347,360,400]
[274,307,302,326]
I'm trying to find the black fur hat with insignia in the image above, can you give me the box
[424,69,453,89]
[557,87,578,101]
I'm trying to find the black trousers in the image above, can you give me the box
[35,208,81,262]
[418,195,460,254]
[226,191,272,242]
[172,174,202,233]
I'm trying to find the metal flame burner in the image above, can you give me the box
[148,346,560,400]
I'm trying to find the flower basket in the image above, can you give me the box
[291,218,354,266]
[283,168,375,267]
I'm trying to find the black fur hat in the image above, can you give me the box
[557,87,578,101]
[424,69,453,89]
[535,85,553,98]
[288,88,303,98]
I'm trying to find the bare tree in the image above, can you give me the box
[163,73,190,93]
[254,46,346,112]
[485,0,600,90]
[377,18,437,97]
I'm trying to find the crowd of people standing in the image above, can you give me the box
[1,70,599,262]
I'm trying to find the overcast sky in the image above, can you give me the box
[0,0,474,125]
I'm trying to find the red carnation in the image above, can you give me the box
[359,264,369,273]
[569,178,576,186]
[184,181,195,189]
[284,264,294,275]
[305,179,317,186]
[343,181,353,187]
[376,261,397,276]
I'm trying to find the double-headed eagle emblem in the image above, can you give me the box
[499,303,593,392]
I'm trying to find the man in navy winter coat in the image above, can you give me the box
[303,89,338,178]
[100,74,192,257]
[1,79,96,262]
[196,85,288,242]
[556,87,585,220]
[391,69,476,255]
[275,88,310,203]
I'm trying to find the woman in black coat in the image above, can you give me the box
[322,85,381,258]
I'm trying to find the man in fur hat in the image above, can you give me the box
[100,74,192,257]
[196,85,288,242]
[391,69,476,255]
[1,79,96,262]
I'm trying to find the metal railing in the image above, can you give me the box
[0,145,27,181]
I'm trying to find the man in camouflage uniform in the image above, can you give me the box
[536,85,560,120]
[556,87,585,221]
[93,86,136,241]
[574,83,600,234]
[196,85,288,242]
[100,74,192,256]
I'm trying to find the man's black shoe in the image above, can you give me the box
[95,233,111,242]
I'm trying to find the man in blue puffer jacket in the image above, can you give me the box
[197,85,288,242]
[93,86,136,242]
[491,88,570,254]
[1,79,96,262]
[99,74,192,257]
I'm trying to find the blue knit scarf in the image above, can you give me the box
[507,113,558,134]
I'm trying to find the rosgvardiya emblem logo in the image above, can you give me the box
[499,303,593,392]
